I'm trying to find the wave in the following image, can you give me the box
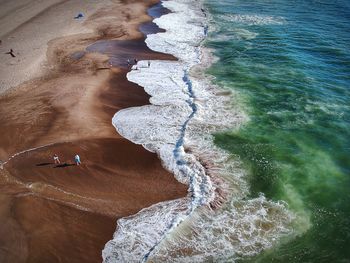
[220,14,286,25]
[103,0,294,262]
[210,28,259,42]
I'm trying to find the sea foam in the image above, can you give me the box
[103,0,294,262]
[220,14,286,25]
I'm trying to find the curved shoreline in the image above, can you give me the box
[106,0,229,261]
[106,0,295,262]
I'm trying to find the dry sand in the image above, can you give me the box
[0,0,112,92]
[0,0,186,262]
[0,0,155,93]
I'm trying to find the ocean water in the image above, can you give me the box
[103,0,350,262]
[205,0,350,262]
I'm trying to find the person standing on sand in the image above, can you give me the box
[74,154,81,166]
[53,154,60,164]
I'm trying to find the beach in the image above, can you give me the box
[0,0,187,262]
[2,0,348,261]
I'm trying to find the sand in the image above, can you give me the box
[0,0,110,92]
[0,0,186,262]
[0,0,158,93]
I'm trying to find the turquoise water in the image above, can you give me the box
[204,0,350,262]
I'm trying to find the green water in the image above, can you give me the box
[205,0,350,261]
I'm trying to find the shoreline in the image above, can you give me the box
[0,1,187,262]
[105,0,294,261]
[106,0,229,260]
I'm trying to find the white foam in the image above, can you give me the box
[221,14,286,25]
[211,28,259,42]
[104,0,295,262]
[103,198,190,262]
[153,195,294,262]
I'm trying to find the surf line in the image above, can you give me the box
[139,7,212,261]
[141,66,210,261]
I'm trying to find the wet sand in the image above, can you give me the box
[0,1,186,262]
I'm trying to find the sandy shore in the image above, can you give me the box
[0,0,186,262]
[0,0,111,92]
[0,0,161,93]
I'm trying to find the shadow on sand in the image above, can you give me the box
[54,163,76,168]
[35,162,53,166]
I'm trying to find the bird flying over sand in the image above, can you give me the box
[5,49,16,57]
